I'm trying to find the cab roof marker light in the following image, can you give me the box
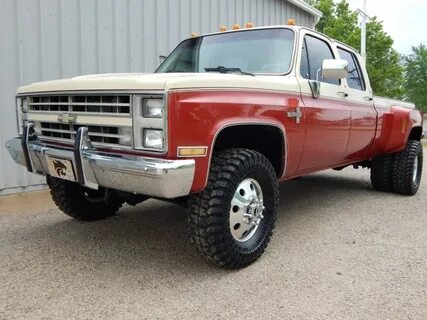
[191,32,198,37]
[220,26,227,32]
[287,19,296,25]
[232,24,240,30]
[245,22,254,28]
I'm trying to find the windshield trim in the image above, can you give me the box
[155,27,297,76]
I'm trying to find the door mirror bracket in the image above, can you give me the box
[308,80,320,99]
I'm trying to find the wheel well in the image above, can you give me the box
[408,126,423,141]
[213,125,285,177]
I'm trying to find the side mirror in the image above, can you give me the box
[159,55,167,65]
[321,59,348,80]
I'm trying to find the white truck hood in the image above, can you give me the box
[17,72,299,94]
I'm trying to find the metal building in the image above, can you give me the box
[0,0,321,195]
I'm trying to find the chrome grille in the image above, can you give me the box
[28,94,130,114]
[27,93,133,149]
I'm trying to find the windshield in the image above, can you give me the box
[156,28,295,74]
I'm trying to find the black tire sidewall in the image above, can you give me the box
[412,143,423,191]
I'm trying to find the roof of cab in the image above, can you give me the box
[187,24,360,56]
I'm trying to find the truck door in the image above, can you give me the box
[336,47,377,162]
[296,32,351,173]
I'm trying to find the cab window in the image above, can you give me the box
[300,35,339,85]
[337,48,366,91]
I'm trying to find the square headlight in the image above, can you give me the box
[142,98,163,118]
[143,129,164,149]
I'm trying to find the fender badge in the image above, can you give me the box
[287,107,302,124]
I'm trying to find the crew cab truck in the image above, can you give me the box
[6,25,424,269]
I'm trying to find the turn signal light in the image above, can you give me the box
[287,19,296,25]
[178,147,208,157]
[232,24,240,30]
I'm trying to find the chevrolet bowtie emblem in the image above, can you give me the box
[58,113,77,124]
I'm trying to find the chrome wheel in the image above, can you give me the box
[229,178,265,242]
[412,156,419,183]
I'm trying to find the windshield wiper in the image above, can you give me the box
[204,66,255,76]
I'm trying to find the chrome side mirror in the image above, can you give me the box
[321,59,348,80]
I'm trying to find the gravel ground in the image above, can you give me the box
[0,154,426,320]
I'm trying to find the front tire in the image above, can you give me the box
[391,140,423,195]
[188,148,279,269]
[47,176,123,221]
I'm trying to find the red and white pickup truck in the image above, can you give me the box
[6,25,424,268]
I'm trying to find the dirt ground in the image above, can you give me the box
[0,155,426,319]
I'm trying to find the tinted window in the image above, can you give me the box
[300,35,339,85]
[338,48,365,90]
[157,29,295,74]
[300,38,310,79]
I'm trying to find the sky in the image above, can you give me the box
[344,0,427,54]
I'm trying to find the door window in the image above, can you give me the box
[337,48,366,91]
[300,35,339,85]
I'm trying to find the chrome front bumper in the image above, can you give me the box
[5,126,195,199]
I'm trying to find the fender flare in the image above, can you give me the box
[202,119,288,189]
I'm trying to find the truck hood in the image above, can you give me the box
[17,72,299,94]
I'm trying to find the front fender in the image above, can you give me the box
[167,90,293,193]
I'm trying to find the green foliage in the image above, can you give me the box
[404,44,427,112]
[365,17,404,99]
[307,0,404,99]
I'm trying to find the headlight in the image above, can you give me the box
[142,98,163,118]
[143,129,164,149]
[133,95,166,152]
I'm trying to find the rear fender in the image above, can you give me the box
[381,106,423,154]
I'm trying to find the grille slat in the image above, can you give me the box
[36,122,128,147]
[29,94,131,115]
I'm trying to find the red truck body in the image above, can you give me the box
[167,90,422,193]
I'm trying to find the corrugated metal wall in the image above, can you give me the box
[0,0,316,195]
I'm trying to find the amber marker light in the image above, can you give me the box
[191,32,198,37]
[401,118,408,134]
[245,22,254,28]
[287,19,296,25]
[177,147,208,157]
[220,26,227,32]
[232,24,240,30]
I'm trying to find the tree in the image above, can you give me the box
[306,0,404,99]
[404,44,427,112]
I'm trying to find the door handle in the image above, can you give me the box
[364,96,373,101]
[338,91,349,98]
